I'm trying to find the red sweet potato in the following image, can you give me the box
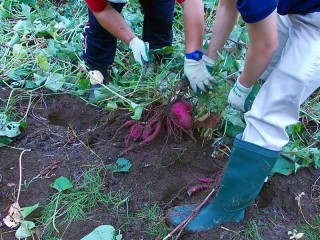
[179,99,193,113]
[123,120,136,127]
[141,124,154,141]
[197,177,215,183]
[119,120,162,156]
[187,184,213,196]
[130,124,143,142]
[171,102,193,130]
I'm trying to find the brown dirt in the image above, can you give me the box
[0,92,319,240]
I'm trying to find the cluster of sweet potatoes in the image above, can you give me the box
[118,99,194,156]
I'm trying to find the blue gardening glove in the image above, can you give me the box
[184,57,216,94]
[228,77,253,112]
[129,37,149,66]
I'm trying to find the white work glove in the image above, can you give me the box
[228,77,253,112]
[202,55,215,73]
[129,37,149,66]
[184,58,216,94]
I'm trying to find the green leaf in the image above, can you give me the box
[8,33,20,47]
[229,25,241,42]
[76,78,90,90]
[51,176,73,192]
[34,73,47,86]
[19,121,28,129]
[45,73,64,92]
[222,107,245,128]
[12,44,27,58]
[45,40,58,56]
[225,123,243,138]
[21,203,39,218]
[106,158,132,173]
[81,225,121,240]
[25,80,38,89]
[15,220,35,239]
[293,122,302,133]
[0,9,11,19]
[105,102,118,111]
[5,122,21,138]
[21,3,31,18]
[36,54,49,71]
[271,155,295,176]
[0,136,12,147]
[19,0,36,4]
[314,155,320,169]
[131,106,143,121]
[13,20,27,36]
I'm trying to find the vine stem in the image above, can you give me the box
[17,149,31,202]
[163,187,216,240]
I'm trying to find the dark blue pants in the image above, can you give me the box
[83,0,175,68]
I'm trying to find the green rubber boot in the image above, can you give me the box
[166,134,280,233]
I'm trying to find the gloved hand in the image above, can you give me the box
[129,37,149,66]
[184,58,216,94]
[228,77,253,112]
[202,55,215,73]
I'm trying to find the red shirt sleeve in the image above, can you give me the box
[176,0,185,3]
[85,0,108,12]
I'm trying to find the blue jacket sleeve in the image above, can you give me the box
[237,0,278,23]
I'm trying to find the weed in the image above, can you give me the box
[39,168,128,239]
[242,219,263,240]
[288,229,305,240]
[298,215,320,240]
[131,204,170,239]
[227,219,263,240]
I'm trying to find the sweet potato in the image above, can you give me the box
[141,124,154,141]
[197,177,215,183]
[179,99,193,113]
[130,124,143,142]
[171,102,193,130]
[119,120,162,156]
[187,184,213,196]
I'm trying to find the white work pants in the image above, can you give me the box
[243,12,320,151]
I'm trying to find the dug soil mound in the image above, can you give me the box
[1,93,319,239]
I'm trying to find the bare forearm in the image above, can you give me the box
[93,4,135,45]
[181,0,204,53]
[206,0,238,60]
[240,10,278,87]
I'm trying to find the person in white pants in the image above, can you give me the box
[166,0,320,233]
[244,12,320,151]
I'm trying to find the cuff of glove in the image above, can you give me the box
[129,36,139,49]
[185,50,203,61]
[236,77,253,93]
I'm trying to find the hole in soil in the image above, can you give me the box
[48,112,68,127]
[257,183,275,208]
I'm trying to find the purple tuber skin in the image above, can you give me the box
[171,102,193,130]
[141,124,154,141]
[187,184,213,196]
[130,124,143,141]
[179,99,193,113]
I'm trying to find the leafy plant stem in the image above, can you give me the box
[52,192,61,233]
[17,149,31,201]
[163,187,216,240]
[21,93,33,121]
[101,83,134,106]
[4,89,14,113]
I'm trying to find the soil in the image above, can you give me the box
[0,92,319,240]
